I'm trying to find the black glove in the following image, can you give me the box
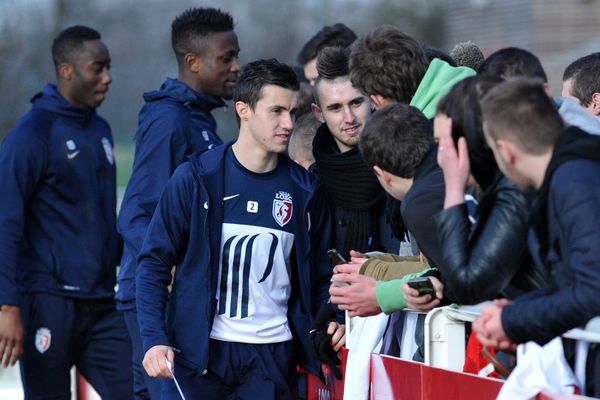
[309,302,342,382]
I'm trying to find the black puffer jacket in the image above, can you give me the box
[432,174,546,305]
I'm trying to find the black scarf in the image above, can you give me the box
[312,124,385,258]
[531,126,600,259]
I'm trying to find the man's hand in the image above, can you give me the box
[402,276,444,312]
[332,250,368,275]
[0,305,24,368]
[329,273,381,317]
[309,303,343,380]
[473,301,517,351]
[436,116,471,209]
[327,322,346,351]
[142,345,175,378]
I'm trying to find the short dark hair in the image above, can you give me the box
[562,52,600,107]
[52,25,101,70]
[359,103,433,178]
[481,78,563,154]
[423,47,457,67]
[313,46,351,106]
[234,59,299,111]
[350,26,428,103]
[297,23,357,65]
[437,76,503,189]
[171,8,233,63]
[288,113,321,164]
[478,47,547,83]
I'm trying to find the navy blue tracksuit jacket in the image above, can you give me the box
[135,143,333,376]
[0,84,119,305]
[116,78,225,310]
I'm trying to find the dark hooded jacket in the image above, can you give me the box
[502,127,600,345]
[116,78,225,309]
[0,84,118,306]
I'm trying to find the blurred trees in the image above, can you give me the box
[0,0,446,138]
[0,0,445,184]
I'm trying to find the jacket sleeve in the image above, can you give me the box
[135,163,195,353]
[376,270,433,314]
[118,114,190,260]
[433,184,530,304]
[0,129,47,306]
[360,255,428,281]
[503,165,600,345]
[402,188,445,268]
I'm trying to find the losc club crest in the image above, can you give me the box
[272,191,293,227]
[35,327,52,354]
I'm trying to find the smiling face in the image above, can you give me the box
[313,76,371,153]
[238,84,298,155]
[195,30,241,99]
[61,39,112,109]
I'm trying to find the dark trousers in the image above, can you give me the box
[161,339,298,400]
[124,309,164,400]
[19,293,133,400]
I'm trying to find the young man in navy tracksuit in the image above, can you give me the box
[116,8,240,399]
[0,26,132,398]
[136,59,344,399]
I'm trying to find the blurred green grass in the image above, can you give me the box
[115,141,134,189]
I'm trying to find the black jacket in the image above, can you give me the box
[433,174,546,305]
[401,147,445,268]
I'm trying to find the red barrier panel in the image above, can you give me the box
[370,354,504,400]
[306,348,504,400]
[307,347,348,400]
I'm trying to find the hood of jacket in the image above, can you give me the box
[554,96,600,136]
[410,59,476,119]
[531,126,600,259]
[143,78,226,111]
[31,84,97,126]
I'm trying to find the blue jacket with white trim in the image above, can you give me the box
[135,142,333,375]
[0,84,118,306]
[116,78,225,309]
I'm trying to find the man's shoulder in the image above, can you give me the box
[140,99,193,124]
[283,155,319,193]
[405,167,445,205]
[4,108,56,145]
[551,159,600,192]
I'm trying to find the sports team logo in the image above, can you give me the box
[272,191,293,227]
[35,327,52,354]
[101,137,114,165]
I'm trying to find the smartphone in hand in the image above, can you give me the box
[406,277,436,297]
[327,249,348,265]
[327,249,350,286]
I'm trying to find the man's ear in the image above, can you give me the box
[495,139,517,167]
[369,94,389,110]
[311,103,324,123]
[373,165,392,187]
[235,101,250,121]
[543,83,552,97]
[590,92,600,116]
[185,53,201,73]
[58,63,73,81]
